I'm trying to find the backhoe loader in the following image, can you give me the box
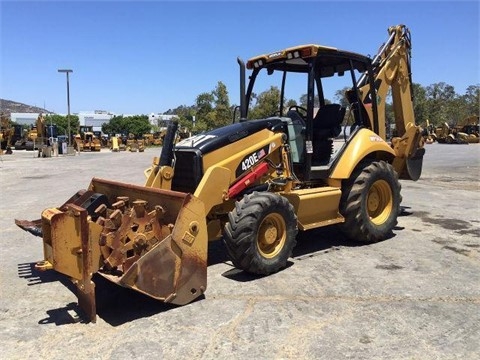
[16,25,424,322]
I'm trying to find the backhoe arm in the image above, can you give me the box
[359,24,425,180]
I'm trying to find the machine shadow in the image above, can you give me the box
[18,262,181,326]
[219,224,397,282]
[93,275,181,326]
[20,223,400,327]
[292,224,361,258]
[17,262,68,286]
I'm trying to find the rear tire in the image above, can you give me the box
[339,161,401,243]
[223,192,298,275]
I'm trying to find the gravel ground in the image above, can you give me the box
[0,143,479,360]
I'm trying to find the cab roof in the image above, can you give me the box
[246,44,371,77]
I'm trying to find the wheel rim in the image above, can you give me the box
[367,179,393,225]
[257,213,286,259]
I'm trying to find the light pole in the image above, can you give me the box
[58,69,73,146]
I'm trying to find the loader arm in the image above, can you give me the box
[358,25,425,180]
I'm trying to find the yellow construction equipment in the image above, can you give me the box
[13,124,28,150]
[74,126,101,152]
[455,115,479,143]
[429,116,479,144]
[143,133,154,146]
[143,133,162,146]
[421,120,435,144]
[20,113,58,152]
[126,133,145,152]
[16,25,424,322]
[110,136,120,152]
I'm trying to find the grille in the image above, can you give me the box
[171,150,203,194]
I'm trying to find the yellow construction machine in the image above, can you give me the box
[143,133,154,146]
[74,126,102,152]
[16,25,424,322]
[126,133,145,152]
[13,125,29,150]
[456,115,479,143]
[144,127,189,147]
[430,116,479,144]
[421,120,436,144]
[143,133,163,146]
[21,113,57,152]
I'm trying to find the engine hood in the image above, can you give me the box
[175,118,285,154]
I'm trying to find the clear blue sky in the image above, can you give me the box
[1,1,479,115]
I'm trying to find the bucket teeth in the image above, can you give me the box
[94,204,107,225]
[112,200,126,212]
[94,203,107,217]
[117,196,130,207]
[133,200,147,218]
[109,209,123,228]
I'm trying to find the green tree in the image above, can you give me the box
[44,114,80,136]
[192,82,235,131]
[411,83,428,125]
[463,84,480,116]
[299,93,322,108]
[285,99,297,109]
[195,92,215,128]
[127,115,151,137]
[334,87,351,108]
[425,82,456,125]
[249,86,281,119]
[213,81,232,128]
[163,104,203,133]
[102,115,127,135]
[102,115,151,137]
[445,96,469,126]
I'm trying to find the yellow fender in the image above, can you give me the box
[330,128,396,179]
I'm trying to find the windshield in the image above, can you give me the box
[246,57,365,122]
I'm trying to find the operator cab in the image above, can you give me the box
[241,45,377,182]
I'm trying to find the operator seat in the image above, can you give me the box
[312,104,346,165]
[286,109,306,127]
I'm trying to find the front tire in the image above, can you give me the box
[223,192,298,275]
[339,161,401,243]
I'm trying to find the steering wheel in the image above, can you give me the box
[287,105,307,125]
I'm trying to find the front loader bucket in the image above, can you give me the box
[16,178,208,322]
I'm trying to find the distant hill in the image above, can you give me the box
[0,99,53,117]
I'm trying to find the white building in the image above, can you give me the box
[11,112,112,133]
[11,111,177,133]
[10,113,42,125]
[148,113,178,127]
[78,111,114,131]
